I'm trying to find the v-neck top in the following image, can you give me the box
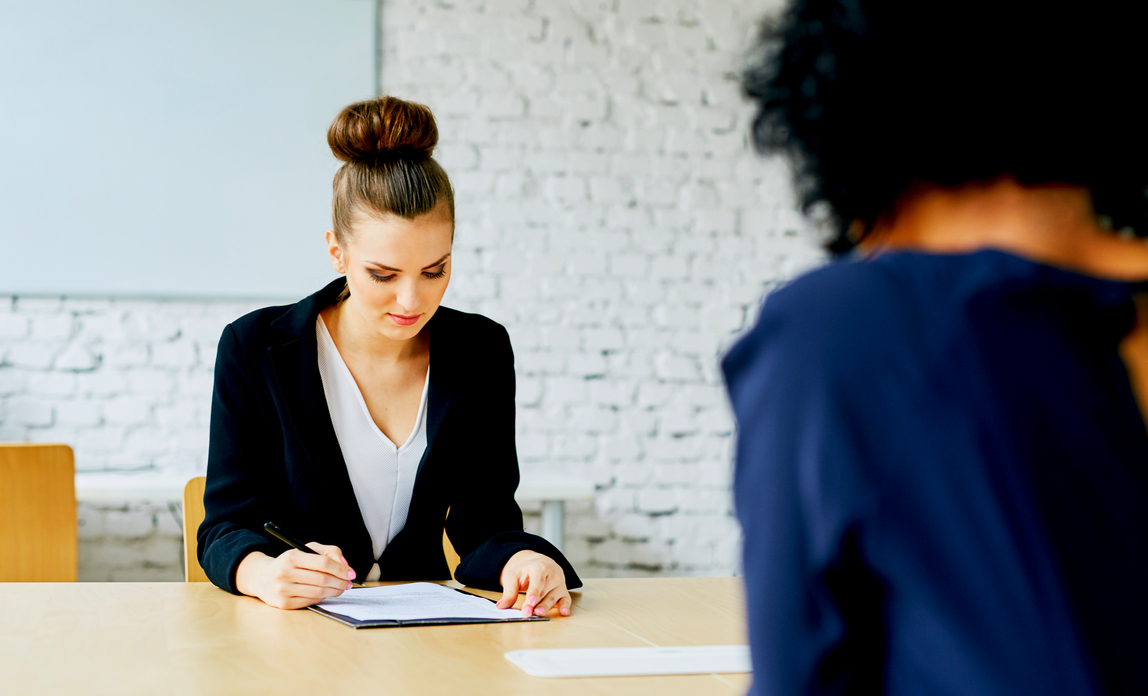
[724,249,1148,695]
[316,315,430,581]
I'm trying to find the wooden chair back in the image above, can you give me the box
[443,508,460,580]
[182,476,209,582]
[0,443,77,582]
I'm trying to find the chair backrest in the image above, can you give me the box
[0,443,77,582]
[183,476,209,582]
[443,508,460,580]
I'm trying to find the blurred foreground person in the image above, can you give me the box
[725,1,1148,694]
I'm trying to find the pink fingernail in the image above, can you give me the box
[346,581,352,590]
[561,607,570,616]
[341,556,348,564]
[527,595,537,604]
[348,569,356,580]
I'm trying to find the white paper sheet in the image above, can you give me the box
[504,645,752,678]
[315,583,525,623]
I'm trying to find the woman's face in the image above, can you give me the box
[327,204,453,342]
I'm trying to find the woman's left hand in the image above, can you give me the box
[496,550,572,617]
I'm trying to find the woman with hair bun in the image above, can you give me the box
[197,96,580,614]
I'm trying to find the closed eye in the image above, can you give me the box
[423,264,447,279]
[368,270,396,283]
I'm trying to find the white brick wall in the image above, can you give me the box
[382,0,823,577]
[0,0,824,581]
[0,297,270,580]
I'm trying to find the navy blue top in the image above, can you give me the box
[723,250,1148,695]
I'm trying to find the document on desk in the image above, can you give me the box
[505,645,752,677]
[310,582,548,628]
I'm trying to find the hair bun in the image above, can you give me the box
[327,96,439,164]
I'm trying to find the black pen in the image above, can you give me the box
[263,521,364,587]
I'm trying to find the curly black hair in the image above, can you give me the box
[745,0,1148,253]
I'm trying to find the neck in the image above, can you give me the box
[861,177,1148,281]
[322,300,425,364]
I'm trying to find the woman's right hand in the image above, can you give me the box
[235,542,356,609]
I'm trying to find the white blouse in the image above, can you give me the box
[315,315,430,582]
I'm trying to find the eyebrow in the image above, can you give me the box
[366,254,451,273]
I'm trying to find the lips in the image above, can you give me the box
[388,313,421,327]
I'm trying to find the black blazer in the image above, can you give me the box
[198,278,581,595]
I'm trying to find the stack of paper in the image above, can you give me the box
[310,582,545,628]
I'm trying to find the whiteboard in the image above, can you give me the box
[0,0,376,298]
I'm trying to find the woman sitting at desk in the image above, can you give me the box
[198,96,580,614]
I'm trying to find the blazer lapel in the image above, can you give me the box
[415,310,459,482]
[267,280,372,560]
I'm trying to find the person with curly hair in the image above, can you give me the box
[725,1,1148,693]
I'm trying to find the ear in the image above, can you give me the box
[325,230,345,274]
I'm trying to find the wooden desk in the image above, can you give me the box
[0,578,749,695]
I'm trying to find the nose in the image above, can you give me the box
[395,278,420,313]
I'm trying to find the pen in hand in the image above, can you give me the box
[262,521,364,587]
